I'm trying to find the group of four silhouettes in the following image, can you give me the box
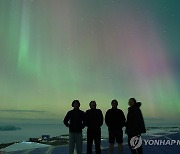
[64,98,146,154]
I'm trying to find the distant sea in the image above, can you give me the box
[0,122,179,144]
[0,123,110,144]
[0,123,68,143]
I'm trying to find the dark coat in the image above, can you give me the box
[63,109,85,133]
[125,102,146,136]
[85,108,103,130]
[105,108,126,131]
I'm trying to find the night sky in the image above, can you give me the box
[0,0,180,125]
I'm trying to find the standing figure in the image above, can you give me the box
[105,99,126,154]
[85,101,103,154]
[126,98,146,154]
[64,100,85,154]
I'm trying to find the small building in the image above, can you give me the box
[42,135,50,141]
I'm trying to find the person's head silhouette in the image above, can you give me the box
[111,99,118,109]
[72,100,80,109]
[128,98,136,107]
[89,101,96,109]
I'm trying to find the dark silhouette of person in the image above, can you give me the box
[63,100,85,154]
[85,101,103,154]
[105,99,126,154]
[125,98,146,154]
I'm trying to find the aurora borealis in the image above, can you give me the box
[0,0,180,125]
